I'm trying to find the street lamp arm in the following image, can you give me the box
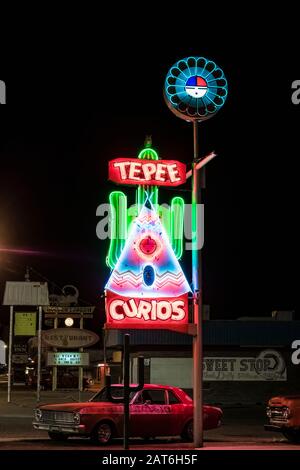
[186,151,217,179]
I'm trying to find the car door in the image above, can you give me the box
[130,388,172,437]
[167,389,188,435]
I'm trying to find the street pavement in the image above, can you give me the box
[0,387,299,450]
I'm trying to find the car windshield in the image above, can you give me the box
[90,386,136,403]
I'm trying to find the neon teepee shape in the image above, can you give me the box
[105,198,191,298]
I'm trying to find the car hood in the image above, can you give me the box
[269,395,300,406]
[39,402,119,412]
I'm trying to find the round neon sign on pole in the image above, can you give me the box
[164,55,228,449]
[164,56,228,121]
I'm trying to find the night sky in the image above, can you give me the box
[0,26,298,327]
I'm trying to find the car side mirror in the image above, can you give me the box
[144,400,152,405]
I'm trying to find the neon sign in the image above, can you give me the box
[106,292,187,327]
[109,158,186,186]
[164,56,228,122]
[105,142,190,330]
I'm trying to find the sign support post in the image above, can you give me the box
[192,121,203,448]
[79,313,84,401]
[37,306,42,402]
[123,334,130,450]
[103,328,107,386]
[7,306,13,403]
[52,315,58,391]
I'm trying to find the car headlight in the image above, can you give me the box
[283,407,291,419]
[266,406,272,418]
[34,409,43,421]
[73,412,80,425]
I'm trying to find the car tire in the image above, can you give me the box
[181,420,193,442]
[282,429,300,444]
[48,432,69,441]
[92,421,114,445]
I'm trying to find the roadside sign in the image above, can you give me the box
[47,352,89,366]
[14,312,36,336]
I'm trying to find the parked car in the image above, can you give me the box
[26,369,52,390]
[57,371,94,390]
[27,369,93,390]
[33,383,222,444]
[265,394,300,443]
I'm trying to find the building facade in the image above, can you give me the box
[106,319,300,405]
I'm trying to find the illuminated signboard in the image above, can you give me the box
[105,197,190,329]
[164,56,228,122]
[47,352,89,366]
[109,158,186,187]
[14,312,36,336]
[106,291,188,328]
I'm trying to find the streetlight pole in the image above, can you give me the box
[192,121,203,448]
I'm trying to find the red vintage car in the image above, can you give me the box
[33,384,222,444]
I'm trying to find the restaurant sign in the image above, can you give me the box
[42,328,99,348]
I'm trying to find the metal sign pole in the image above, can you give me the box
[52,314,58,391]
[79,314,84,401]
[123,334,130,450]
[192,121,203,448]
[37,306,42,402]
[7,306,14,403]
[103,328,107,386]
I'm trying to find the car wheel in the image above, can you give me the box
[181,420,193,442]
[283,429,300,444]
[92,422,113,445]
[48,432,69,441]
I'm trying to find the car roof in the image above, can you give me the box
[111,383,181,391]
